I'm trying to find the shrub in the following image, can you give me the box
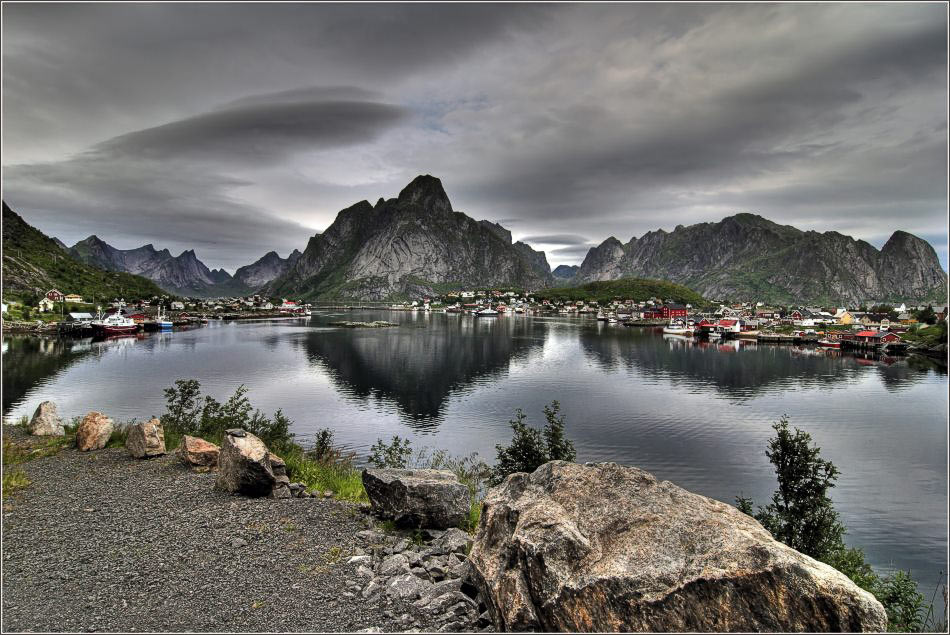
[736,416,926,630]
[489,400,576,486]
[369,435,413,469]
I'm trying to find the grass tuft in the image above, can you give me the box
[2,469,31,498]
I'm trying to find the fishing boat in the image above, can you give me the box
[92,311,138,336]
[662,319,694,336]
[817,339,841,348]
[708,330,722,340]
[156,305,173,330]
[474,307,499,317]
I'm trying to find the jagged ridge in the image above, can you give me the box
[574,213,947,304]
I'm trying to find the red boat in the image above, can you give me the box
[92,313,139,336]
[817,339,841,349]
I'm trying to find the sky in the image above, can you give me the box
[2,3,948,272]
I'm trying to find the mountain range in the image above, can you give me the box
[68,236,300,298]
[5,175,947,305]
[570,213,947,305]
[2,202,165,301]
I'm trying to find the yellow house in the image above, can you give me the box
[837,311,856,325]
[64,294,84,303]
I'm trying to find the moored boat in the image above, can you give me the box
[474,307,499,317]
[92,312,138,336]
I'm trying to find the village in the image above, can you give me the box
[2,285,946,354]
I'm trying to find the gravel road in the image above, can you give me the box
[1,429,431,632]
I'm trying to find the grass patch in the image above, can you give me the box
[2,469,31,498]
[106,422,133,448]
[280,445,366,502]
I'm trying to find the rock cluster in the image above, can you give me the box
[126,418,166,458]
[346,525,491,632]
[362,468,469,529]
[29,401,64,436]
[75,412,114,452]
[469,461,887,632]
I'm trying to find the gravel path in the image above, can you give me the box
[1,429,438,632]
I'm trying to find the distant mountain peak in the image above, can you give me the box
[398,174,452,213]
[575,213,946,304]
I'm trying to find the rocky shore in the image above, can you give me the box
[3,408,889,633]
[1,427,486,633]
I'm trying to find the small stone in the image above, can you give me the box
[347,554,371,565]
[378,553,410,577]
[356,565,374,579]
[231,538,247,548]
[270,484,292,499]
[323,490,334,498]
[385,573,432,600]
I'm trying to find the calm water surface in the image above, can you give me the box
[3,311,947,591]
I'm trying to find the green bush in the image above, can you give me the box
[369,435,413,469]
[160,379,294,450]
[736,416,927,630]
[489,400,576,486]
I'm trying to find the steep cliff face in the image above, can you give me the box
[70,238,227,297]
[232,249,302,289]
[574,214,947,304]
[267,175,553,300]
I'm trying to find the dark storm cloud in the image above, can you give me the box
[95,92,409,163]
[2,3,946,270]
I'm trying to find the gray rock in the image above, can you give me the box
[29,401,64,436]
[125,418,166,458]
[270,483,292,499]
[469,461,887,632]
[415,578,463,607]
[361,468,469,529]
[385,573,431,600]
[347,554,372,566]
[268,452,289,486]
[214,429,277,497]
[434,528,472,555]
[356,565,374,580]
[378,554,411,577]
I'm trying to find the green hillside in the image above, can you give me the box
[2,201,167,303]
[536,277,706,306]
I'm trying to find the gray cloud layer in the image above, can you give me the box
[2,3,946,271]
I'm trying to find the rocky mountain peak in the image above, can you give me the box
[397,174,452,214]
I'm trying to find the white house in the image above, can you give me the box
[38,297,56,312]
[170,301,185,310]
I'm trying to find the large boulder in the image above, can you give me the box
[75,412,114,451]
[177,435,220,469]
[362,468,469,529]
[29,401,64,436]
[126,418,166,458]
[470,461,887,633]
[214,429,277,497]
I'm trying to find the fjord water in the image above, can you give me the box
[3,311,947,592]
